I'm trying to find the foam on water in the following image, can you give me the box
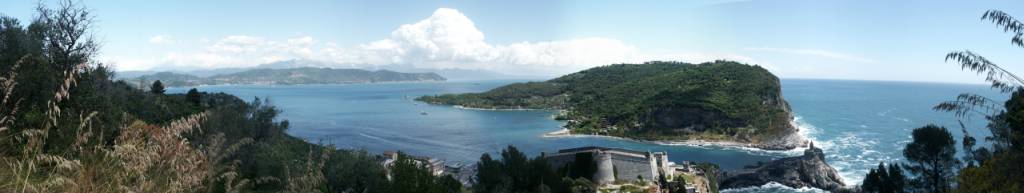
[721,182,828,193]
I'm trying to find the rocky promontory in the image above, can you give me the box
[720,144,845,191]
[419,61,805,150]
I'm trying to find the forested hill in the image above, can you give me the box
[418,61,801,149]
[124,67,446,87]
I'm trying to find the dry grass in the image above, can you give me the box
[0,55,262,193]
[281,145,329,193]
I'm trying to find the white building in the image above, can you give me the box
[381,151,445,177]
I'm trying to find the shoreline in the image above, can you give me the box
[452,105,555,111]
[446,104,810,152]
[541,122,810,153]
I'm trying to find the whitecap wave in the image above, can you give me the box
[721,182,828,193]
[792,115,890,185]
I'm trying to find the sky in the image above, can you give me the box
[1,0,1022,83]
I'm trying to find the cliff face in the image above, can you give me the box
[720,145,845,191]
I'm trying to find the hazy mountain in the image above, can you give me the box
[118,59,537,81]
[123,67,445,87]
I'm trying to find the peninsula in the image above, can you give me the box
[418,61,806,150]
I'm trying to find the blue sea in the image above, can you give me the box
[170,79,1004,192]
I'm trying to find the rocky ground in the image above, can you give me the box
[719,143,845,191]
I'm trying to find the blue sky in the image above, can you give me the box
[1,0,1022,83]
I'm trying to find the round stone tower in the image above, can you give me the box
[593,150,616,184]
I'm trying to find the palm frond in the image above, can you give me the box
[945,51,1024,93]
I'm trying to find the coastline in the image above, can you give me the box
[452,105,555,111]
[444,104,810,152]
[542,121,810,153]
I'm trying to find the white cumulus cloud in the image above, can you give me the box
[114,8,761,75]
[148,35,174,45]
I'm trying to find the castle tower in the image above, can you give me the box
[593,150,616,184]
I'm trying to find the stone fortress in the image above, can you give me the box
[543,146,673,184]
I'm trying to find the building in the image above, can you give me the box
[542,146,674,185]
[381,151,445,177]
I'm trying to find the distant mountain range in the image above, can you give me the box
[122,67,446,88]
[116,59,549,81]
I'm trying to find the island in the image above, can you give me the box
[417,61,806,150]
[124,67,447,87]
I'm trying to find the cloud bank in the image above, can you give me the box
[113,8,759,75]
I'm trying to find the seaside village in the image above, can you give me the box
[381,146,714,193]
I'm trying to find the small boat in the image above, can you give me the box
[420,111,428,115]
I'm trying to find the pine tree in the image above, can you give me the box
[186,88,201,105]
[886,163,906,193]
[151,80,165,94]
[863,166,881,193]
[903,125,959,193]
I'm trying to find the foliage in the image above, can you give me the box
[419,61,792,143]
[150,80,165,94]
[0,1,452,193]
[954,151,1024,193]
[187,88,201,105]
[693,163,720,193]
[386,152,462,193]
[903,125,959,193]
[927,9,1024,193]
[861,162,907,193]
[565,152,597,181]
[474,145,596,193]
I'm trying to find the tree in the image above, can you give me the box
[35,0,98,71]
[151,80,165,94]
[862,164,884,193]
[667,174,688,193]
[187,88,201,105]
[903,125,959,193]
[473,145,575,193]
[886,163,907,193]
[934,10,1024,193]
[385,152,462,193]
[862,162,906,193]
[567,152,597,180]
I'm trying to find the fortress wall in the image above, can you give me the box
[544,147,669,184]
[609,153,655,181]
[544,152,579,169]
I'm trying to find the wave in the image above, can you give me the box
[452,105,550,111]
[721,182,828,193]
[792,115,897,186]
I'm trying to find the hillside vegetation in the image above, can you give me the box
[0,2,460,192]
[419,61,797,148]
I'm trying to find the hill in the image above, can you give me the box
[417,61,804,150]
[124,67,446,87]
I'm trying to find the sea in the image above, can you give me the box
[169,79,1004,193]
